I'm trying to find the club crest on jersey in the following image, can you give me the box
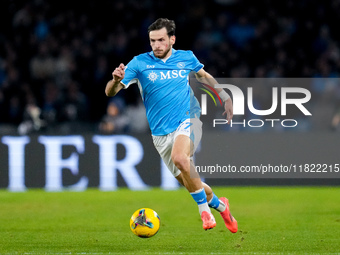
[177,62,185,69]
[147,71,158,82]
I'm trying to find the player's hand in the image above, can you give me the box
[222,98,233,124]
[112,63,125,83]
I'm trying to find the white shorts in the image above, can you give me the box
[152,118,202,177]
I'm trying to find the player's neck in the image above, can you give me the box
[160,48,173,63]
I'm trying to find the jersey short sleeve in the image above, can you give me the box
[121,57,139,89]
[188,51,204,73]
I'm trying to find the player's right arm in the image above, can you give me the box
[105,63,125,97]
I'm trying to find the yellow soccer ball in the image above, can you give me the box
[130,208,160,238]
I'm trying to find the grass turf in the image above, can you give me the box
[0,186,339,254]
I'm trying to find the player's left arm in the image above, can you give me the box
[195,68,233,123]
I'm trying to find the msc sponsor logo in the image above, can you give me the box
[147,70,187,82]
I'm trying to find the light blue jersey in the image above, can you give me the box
[121,49,203,136]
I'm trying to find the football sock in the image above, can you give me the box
[208,193,226,212]
[190,188,211,215]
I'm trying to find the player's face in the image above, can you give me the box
[149,27,175,59]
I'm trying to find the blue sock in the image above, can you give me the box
[208,193,220,209]
[190,188,207,205]
[190,188,210,215]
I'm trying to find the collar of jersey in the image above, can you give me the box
[149,48,177,62]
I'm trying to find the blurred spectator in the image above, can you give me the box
[34,14,49,41]
[18,95,45,135]
[227,15,256,49]
[29,42,56,80]
[124,98,149,133]
[59,81,88,123]
[98,97,129,134]
[41,80,62,126]
[12,3,33,28]
[54,45,75,87]
[7,96,23,125]
[99,96,149,134]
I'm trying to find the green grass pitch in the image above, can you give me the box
[0,186,339,254]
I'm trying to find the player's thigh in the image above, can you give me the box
[152,133,181,177]
[171,135,193,173]
[173,118,202,157]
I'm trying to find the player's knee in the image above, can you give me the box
[171,153,189,172]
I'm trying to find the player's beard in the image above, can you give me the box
[153,46,171,59]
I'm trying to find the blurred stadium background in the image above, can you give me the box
[0,0,340,190]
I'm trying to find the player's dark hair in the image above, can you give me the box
[148,18,176,37]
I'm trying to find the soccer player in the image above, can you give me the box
[105,18,237,232]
